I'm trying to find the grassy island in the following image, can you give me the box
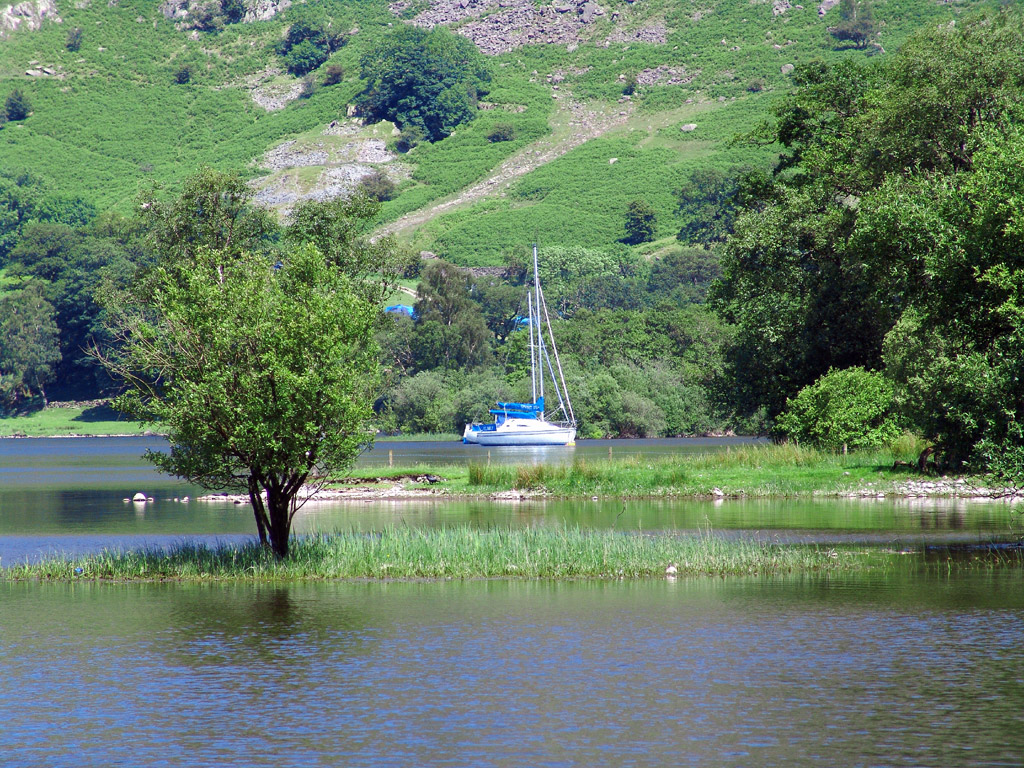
[336,443,1013,501]
[8,527,1020,584]
[461,444,907,498]
[2,527,888,582]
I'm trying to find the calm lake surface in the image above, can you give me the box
[1,437,1022,766]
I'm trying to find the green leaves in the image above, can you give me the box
[623,200,657,245]
[110,244,378,542]
[356,26,489,142]
[0,281,60,411]
[716,8,1024,470]
[139,166,277,265]
[102,175,393,555]
[4,89,30,122]
[411,260,491,371]
[776,367,901,451]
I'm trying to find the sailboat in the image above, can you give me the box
[462,245,577,446]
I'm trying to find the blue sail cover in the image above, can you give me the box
[491,398,544,419]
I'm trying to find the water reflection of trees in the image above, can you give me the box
[159,583,378,670]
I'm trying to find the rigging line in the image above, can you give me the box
[537,312,568,423]
[538,287,575,426]
[539,338,570,422]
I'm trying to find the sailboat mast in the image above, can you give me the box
[527,291,536,404]
[533,244,544,402]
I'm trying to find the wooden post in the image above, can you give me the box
[608,446,612,459]
[487,450,491,466]
[389,449,393,467]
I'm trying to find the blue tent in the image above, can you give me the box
[385,304,416,319]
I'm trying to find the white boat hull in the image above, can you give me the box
[472,418,576,447]
[462,424,489,444]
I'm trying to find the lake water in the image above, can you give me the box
[1,437,1022,766]
[3,575,1023,767]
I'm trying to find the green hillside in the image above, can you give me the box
[0,0,993,263]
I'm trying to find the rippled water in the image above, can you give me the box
[2,574,1023,767]
[2,438,1023,766]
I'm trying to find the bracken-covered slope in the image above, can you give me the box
[0,0,992,264]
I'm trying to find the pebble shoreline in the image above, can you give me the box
[188,478,1024,505]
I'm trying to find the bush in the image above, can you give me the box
[486,123,516,143]
[385,371,456,434]
[5,90,30,122]
[615,391,666,438]
[221,0,245,24]
[776,367,901,451]
[975,428,1024,484]
[276,7,338,76]
[394,125,426,153]
[323,64,344,86]
[66,27,82,52]
[623,199,656,245]
[745,78,766,93]
[622,75,638,96]
[450,374,512,431]
[174,66,192,85]
[285,39,328,77]
[647,246,721,305]
[357,170,397,202]
[299,74,317,99]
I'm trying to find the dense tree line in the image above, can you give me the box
[0,163,734,437]
[0,171,136,410]
[713,7,1024,475]
[0,169,399,414]
[376,244,735,438]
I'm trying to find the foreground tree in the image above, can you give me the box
[139,166,277,263]
[100,244,382,557]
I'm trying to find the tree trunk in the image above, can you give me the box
[265,485,293,559]
[248,476,270,550]
[247,476,295,558]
